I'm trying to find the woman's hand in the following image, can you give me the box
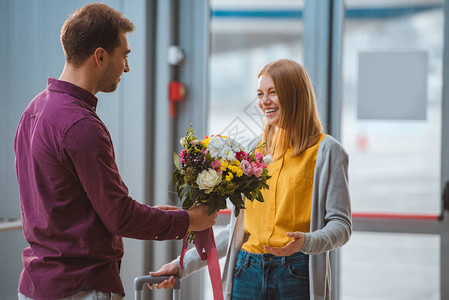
[155,205,178,211]
[263,232,306,257]
[147,262,180,290]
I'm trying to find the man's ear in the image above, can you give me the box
[93,47,106,67]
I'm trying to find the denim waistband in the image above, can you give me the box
[238,249,308,266]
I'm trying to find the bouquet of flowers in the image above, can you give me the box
[173,125,272,300]
[173,125,272,221]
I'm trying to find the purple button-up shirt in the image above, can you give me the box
[14,78,189,299]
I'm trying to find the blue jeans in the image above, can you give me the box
[232,249,310,300]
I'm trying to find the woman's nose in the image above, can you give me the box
[259,94,270,104]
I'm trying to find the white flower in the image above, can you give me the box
[207,136,245,162]
[209,137,232,159]
[180,137,189,149]
[220,148,236,162]
[196,168,222,194]
[229,138,245,153]
[209,148,219,159]
[263,154,273,165]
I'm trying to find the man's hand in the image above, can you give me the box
[148,262,180,290]
[263,232,306,257]
[187,204,217,232]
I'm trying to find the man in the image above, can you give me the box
[14,3,216,300]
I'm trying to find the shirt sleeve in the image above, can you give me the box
[60,117,189,240]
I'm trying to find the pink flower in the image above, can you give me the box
[255,152,264,163]
[253,167,263,178]
[240,160,253,177]
[180,149,188,163]
[211,160,223,174]
[251,161,263,178]
[203,150,208,163]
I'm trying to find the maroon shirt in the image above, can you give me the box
[14,78,189,299]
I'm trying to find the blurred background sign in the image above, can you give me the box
[357,51,428,120]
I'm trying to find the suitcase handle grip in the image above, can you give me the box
[134,275,181,291]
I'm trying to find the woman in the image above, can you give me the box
[150,59,352,300]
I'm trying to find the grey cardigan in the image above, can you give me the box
[174,135,352,300]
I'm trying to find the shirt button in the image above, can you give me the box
[92,106,96,110]
[175,236,179,239]
[155,236,158,240]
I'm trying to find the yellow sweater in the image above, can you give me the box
[242,134,325,253]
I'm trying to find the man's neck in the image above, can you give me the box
[59,63,98,95]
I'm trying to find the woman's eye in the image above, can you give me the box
[270,90,276,94]
[257,93,263,99]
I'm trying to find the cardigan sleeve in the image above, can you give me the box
[301,138,352,254]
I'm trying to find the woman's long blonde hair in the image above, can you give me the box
[259,59,323,160]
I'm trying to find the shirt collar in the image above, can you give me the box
[47,77,98,111]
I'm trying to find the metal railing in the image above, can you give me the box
[0,218,22,232]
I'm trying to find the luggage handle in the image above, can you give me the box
[134,275,181,300]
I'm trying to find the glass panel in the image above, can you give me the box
[341,232,440,300]
[208,0,305,145]
[205,1,305,298]
[341,2,444,214]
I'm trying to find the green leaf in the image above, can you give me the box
[234,207,245,217]
[207,200,217,215]
[172,171,178,189]
[250,191,257,201]
[172,170,183,189]
[206,151,212,161]
[229,193,245,209]
[243,191,253,201]
[189,187,195,203]
[174,152,180,170]
[217,197,227,210]
[256,189,263,201]
[236,179,254,190]
[259,181,269,189]
[182,197,194,210]
[193,189,203,201]
[180,185,191,200]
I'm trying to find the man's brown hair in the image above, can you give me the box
[60,3,135,67]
